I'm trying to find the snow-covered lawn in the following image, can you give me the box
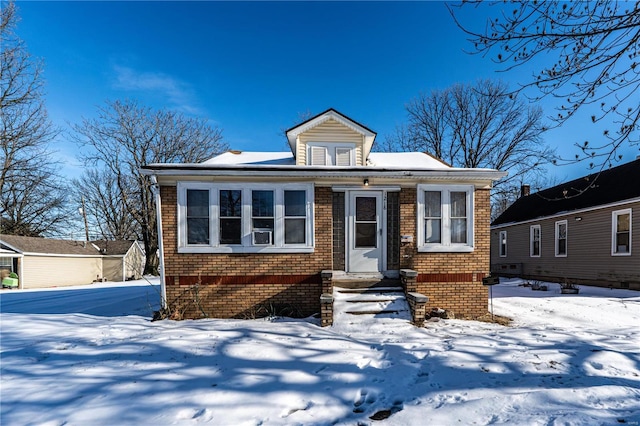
[1,278,639,425]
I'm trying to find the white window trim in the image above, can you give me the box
[530,224,541,257]
[177,182,314,254]
[499,230,507,257]
[417,184,474,253]
[611,208,632,256]
[555,220,568,257]
[307,142,356,166]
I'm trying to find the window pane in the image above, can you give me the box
[617,214,630,232]
[220,218,241,244]
[558,223,567,239]
[253,218,274,230]
[558,239,567,255]
[451,218,467,243]
[356,223,377,247]
[187,218,209,245]
[616,232,630,253]
[285,191,306,216]
[186,189,209,245]
[252,191,274,217]
[220,190,241,217]
[186,189,209,217]
[425,218,441,243]
[425,191,441,217]
[285,218,305,244]
[450,192,467,217]
[356,197,376,221]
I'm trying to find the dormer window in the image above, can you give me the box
[307,143,355,166]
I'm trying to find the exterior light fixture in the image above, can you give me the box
[575,217,582,221]
[364,179,369,186]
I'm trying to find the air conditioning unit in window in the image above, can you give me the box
[252,230,272,245]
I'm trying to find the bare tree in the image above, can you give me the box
[72,170,139,241]
[449,1,640,166]
[387,80,554,190]
[1,1,68,237]
[72,99,227,274]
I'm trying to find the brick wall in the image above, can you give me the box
[160,186,333,319]
[399,188,491,317]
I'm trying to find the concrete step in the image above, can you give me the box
[332,278,402,290]
[336,287,404,294]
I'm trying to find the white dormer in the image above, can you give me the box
[285,109,376,166]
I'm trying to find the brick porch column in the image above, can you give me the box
[400,269,418,293]
[320,293,333,327]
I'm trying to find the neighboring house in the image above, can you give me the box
[491,158,640,289]
[142,109,505,320]
[91,240,145,282]
[0,235,145,289]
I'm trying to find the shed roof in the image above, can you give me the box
[492,158,640,226]
[91,240,137,256]
[0,235,101,256]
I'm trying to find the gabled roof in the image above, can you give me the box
[285,108,377,157]
[492,158,640,226]
[0,235,102,256]
[91,240,139,256]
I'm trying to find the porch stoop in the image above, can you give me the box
[333,278,411,319]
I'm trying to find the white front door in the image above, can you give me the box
[348,191,383,273]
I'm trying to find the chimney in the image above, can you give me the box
[520,184,530,198]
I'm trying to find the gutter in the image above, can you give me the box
[140,165,507,181]
[150,175,167,309]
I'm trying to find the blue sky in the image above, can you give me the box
[14,1,635,182]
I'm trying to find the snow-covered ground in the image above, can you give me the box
[1,277,639,425]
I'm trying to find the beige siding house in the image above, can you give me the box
[491,158,640,289]
[0,235,145,289]
[92,240,145,281]
[143,109,506,322]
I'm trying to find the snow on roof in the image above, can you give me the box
[367,152,450,169]
[203,151,451,169]
[202,151,295,166]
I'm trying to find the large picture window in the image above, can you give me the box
[177,182,314,253]
[417,185,474,252]
[612,209,632,256]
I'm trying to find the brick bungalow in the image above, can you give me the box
[142,109,505,321]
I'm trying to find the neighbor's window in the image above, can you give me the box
[555,220,567,257]
[530,225,541,257]
[177,182,314,253]
[499,230,507,257]
[612,209,632,255]
[417,184,474,252]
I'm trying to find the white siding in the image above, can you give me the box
[21,256,103,289]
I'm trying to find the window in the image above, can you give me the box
[309,146,327,165]
[186,188,210,245]
[499,230,507,257]
[307,143,355,166]
[417,185,474,252]
[219,190,242,244]
[555,220,567,257]
[612,209,632,256]
[177,182,314,253]
[0,257,13,272]
[530,225,541,257]
[335,147,353,166]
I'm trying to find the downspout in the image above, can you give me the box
[19,255,24,290]
[150,175,167,309]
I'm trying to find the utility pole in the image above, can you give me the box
[81,197,90,242]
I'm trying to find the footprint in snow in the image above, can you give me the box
[353,388,378,413]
